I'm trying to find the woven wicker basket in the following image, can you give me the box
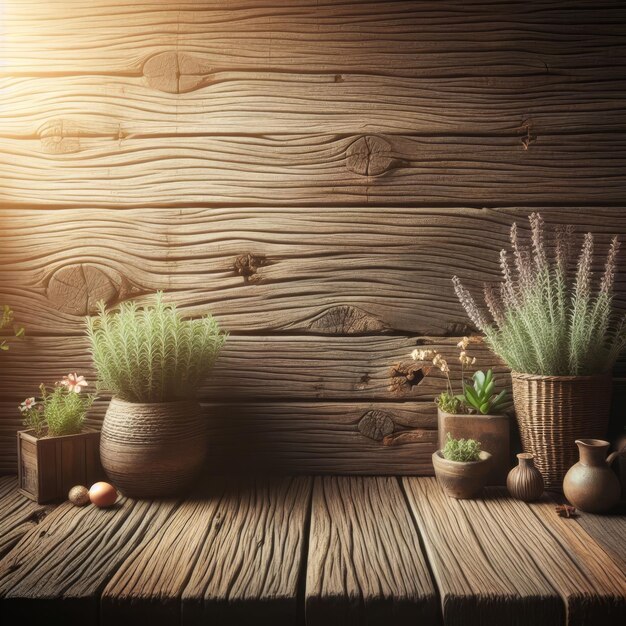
[511,372,612,490]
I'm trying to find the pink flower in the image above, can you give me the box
[19,397,37,412]
[60,373,88,393]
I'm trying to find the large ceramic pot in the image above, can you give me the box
[438,408,509,485]
[432,450,492,499]
[510,372,611,490]
[100,397,207,498]
[563,439,620,513]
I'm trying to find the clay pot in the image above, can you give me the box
[432,450,492,499]
[563,439,620,513]
[506,453,544,502]
[438,409,510,485]
[100,398,207,498]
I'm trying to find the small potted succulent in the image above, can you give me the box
[432,434,492,499]
[17,373,101,503]
[411,340,510,485]
[86,292,227,498]
[453,214,626,489]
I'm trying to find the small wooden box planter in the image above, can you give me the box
[17,429,103,503]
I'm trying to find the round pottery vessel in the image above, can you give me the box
[506,453,544,502]
[432,450,492,499]
[101,397,207,498]
[438,408,510,485]
[563,439,620,513]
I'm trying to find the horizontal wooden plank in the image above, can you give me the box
[570,508,626,572]
[0,400,439,476]
[306,476,438,625]
[0,496,178,624]
[5,133,626,206]
[3,1,626,77]
[1,207,625,337]
[0,476,54,559]
[0,335,505,402]
[3,73,626,138]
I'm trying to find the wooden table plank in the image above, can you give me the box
[0,494,178,625]
[404,478,626,625]
[180,477,312,626]
[571,508,626,572]
[306,476,438,626]
[101,483,226,625]
[0,476,55,559]
[403,478,563,625]
[525,499,626,625]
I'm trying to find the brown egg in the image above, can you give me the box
[89,482,118,508]
[68,485,90,507]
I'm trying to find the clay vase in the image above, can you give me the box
[563,439,620,513]
[100,397,207,498]
[432,450,492,499]
[438,409,510,485]
[506,453,544,502]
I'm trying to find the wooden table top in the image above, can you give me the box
[0,474,624,625]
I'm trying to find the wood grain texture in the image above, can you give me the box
[404,479,626,625]
[3,1,626,76]
[306,476,438,626]
[570,510,626,572]
[0,495,178,624]
[3,73,626,138]
[102,478,312,626]
[0,334,506,401]
[1,207,625,337]
[0,476,54,559]
[5,133,626,206]
[180,477,311,625]
[0,400,439,477]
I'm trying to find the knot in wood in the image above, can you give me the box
[47,263,123,315]
[346,136,394,176]
[358,410,395,441]
[308,305,386,335]
[38,119,81,154]
[388,362,426,395]
[234,253,268,283]
[142,51,213,94]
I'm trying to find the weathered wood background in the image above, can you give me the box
[1,0,625,474]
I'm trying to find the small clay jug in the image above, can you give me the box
[507,453,544,502]
[563,439,620,513]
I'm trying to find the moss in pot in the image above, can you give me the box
[86,292,227,498]
[432,434,492,499]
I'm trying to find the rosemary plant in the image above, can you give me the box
[453,214,626,376]
[86,293,227,403]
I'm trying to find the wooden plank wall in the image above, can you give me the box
[1,0,625,474]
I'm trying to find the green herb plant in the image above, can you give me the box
[453,213,626,375]
[20,375,95,438]
[86,292,227,403]
[442,433,482,462]
[461,369,508,415]
[1,304,24,351]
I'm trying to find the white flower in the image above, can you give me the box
[19,397,37,412]
[411,349,436,361]
[60,373,88,393]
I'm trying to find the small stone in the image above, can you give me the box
[68,485,90,507]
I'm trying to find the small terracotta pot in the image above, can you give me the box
[432,450,492,499]
[506,453,544,502]
[563,439,620,513]
[438,409,510,485]
[100,397,207,498]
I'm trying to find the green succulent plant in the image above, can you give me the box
[460,369,508,415]
[442,433,482,462]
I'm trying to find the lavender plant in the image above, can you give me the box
[453,214,626,376]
